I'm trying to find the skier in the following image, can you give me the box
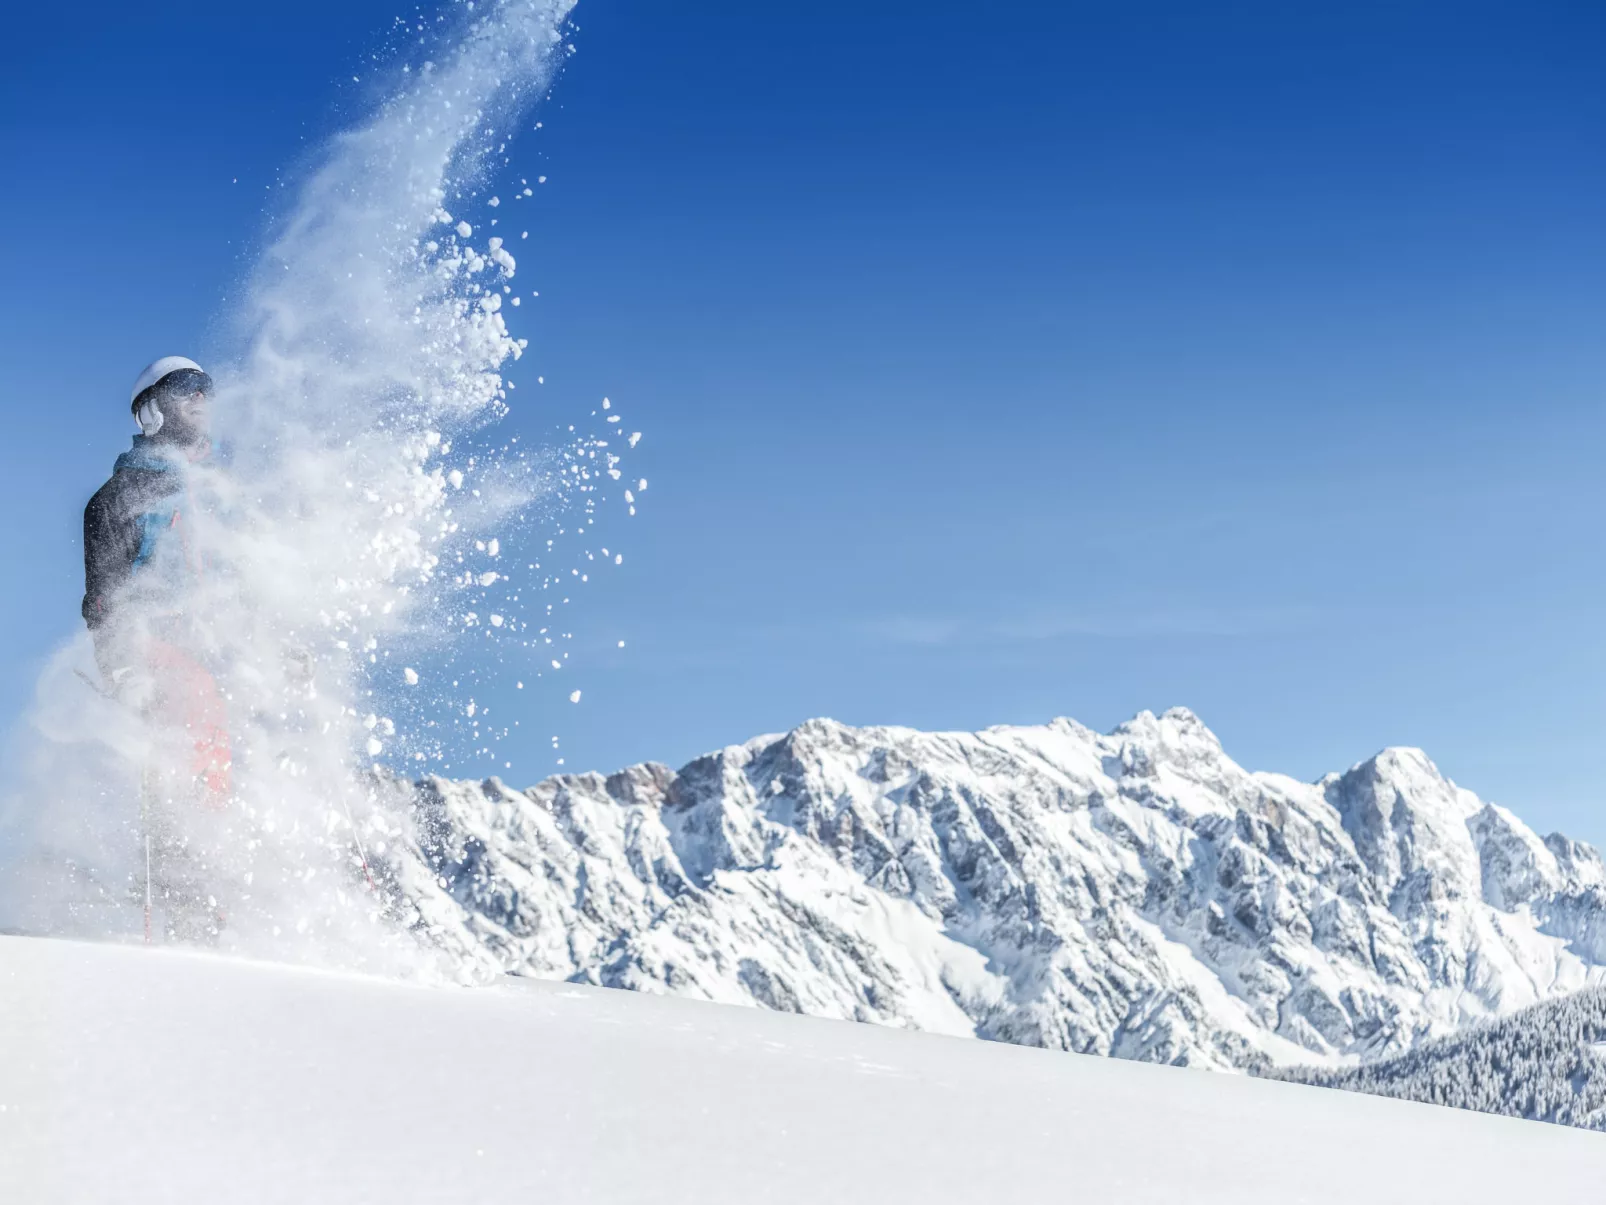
[83,356,231,941]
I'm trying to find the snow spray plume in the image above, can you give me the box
[0,0,580,979]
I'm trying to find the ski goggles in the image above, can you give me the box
[131,368,215,414]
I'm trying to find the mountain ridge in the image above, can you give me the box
[379,707,1606,1071]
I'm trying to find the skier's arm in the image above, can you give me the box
[82,489,122,630]
[82,485,142,675]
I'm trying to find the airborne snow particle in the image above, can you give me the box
[47,1,582,950]
[569,690,581,703]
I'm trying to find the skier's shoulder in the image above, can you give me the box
[90,441,184,518]
[84,470,126,529]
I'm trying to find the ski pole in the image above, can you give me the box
[81,668,155,942]
[141,784,153,945]
[339,794,378,892]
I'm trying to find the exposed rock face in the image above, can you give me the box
[382,708,1606,1070]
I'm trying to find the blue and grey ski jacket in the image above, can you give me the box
[82,436,196,639]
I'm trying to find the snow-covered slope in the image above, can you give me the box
[2,934,1603,1204]
[385,708,1606,1070]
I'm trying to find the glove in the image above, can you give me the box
[284,645,316,688]
[108,665,157,710]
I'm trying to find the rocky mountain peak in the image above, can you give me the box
[388,708,1606,1073]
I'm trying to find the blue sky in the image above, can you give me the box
[2,2,1604,841]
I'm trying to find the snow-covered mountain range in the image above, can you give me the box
[383,708,1606,1070]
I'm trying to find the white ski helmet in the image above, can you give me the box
[129,355,212,435]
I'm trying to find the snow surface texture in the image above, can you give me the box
[387,708,1606,1071]
[2,935,1602,1204]
[1280,984,1606,1130]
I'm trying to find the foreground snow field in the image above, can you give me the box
[1,936,1602,1203]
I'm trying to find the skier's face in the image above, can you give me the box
[166,390,211,445]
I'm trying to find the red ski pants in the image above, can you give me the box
[144,639,232,807]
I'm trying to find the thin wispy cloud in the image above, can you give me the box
[860,604,1331,646]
